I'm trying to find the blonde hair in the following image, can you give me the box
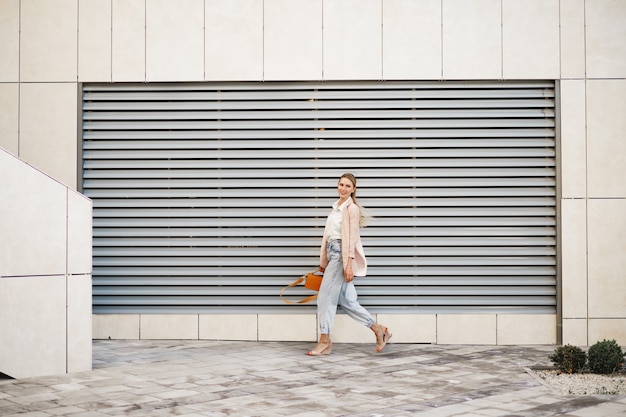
[340,173,369,228]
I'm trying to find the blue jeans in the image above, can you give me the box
[317,239,375,334]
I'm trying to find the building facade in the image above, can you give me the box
[1,0,625,346]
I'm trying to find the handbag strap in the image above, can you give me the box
[280,276,319,304]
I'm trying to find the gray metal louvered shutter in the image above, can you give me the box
[82,81,557,314]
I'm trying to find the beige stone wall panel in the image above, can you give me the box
[0,276,68,378]
[199,314,258,340]
[330,314,377,343]
[19,83,79,188]
[79,0,112,82]
[140,314,199,339]
[442,0,501,79]
[497,314,556,345]
[323,0,382,80]
[20,0,78,82]
[586,80,626,198]
[560,199,588,319]
[562,318,588,346]
[587,199,626,318]
[382,0,442,80]
[146,0,204,81]
[437,314,497,344]
[0,0,20,82]
[112,0,146,81]
[258,314,317,341]
[586,0,626,78]
[93,314,140,339]
[205,0,264,81]
[560,0,586,79]
[502,0,560,79]
[67,274,93,372]
[560,80,587,198]
[588,319,626,346]
[0,83,19,155]
[377,314,437,343]
[264,0,322,81]
[67,190,93,275]
[0,150,67,277]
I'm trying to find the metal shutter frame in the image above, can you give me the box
[82,80,557,314]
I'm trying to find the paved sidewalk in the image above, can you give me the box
[1,340,625,416]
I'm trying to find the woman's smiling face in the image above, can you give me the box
[337,176,355,202]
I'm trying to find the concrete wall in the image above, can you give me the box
[92,313,557,345]
[0,148,92,378]
[1,0,625,346]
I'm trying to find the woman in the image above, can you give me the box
[308,173,392,356]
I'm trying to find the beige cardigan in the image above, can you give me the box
[320,198,367,276]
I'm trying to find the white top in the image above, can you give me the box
[325,199,349,240]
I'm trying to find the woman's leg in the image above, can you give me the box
[337,282,375,328]
[309,240,344,355]
[316,240,345,335]
[339,281,392,352]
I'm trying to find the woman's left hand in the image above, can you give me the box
[344,267,354,283]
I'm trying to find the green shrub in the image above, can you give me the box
[549,344,587,374]
[588,339,625,375]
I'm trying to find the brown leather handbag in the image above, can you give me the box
[280,270,324,304]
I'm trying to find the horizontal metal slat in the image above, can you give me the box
[84,178,556,190]
[84,187,556,199]
[82,138,556,150]
[83,86,554,101]
[90,294,556,306]
[84,168,556,181]
[89,305,556,314]
[92,216,556,228]
[89,197,555,210]
[83,108,555,122]
[91,226,555,238]
[93,245,556,257]
[92,236,556,248]
[83,159,556,171]
[84,128,555,140]
[89,196,555,209]
[92,275,556,286]
[83,147,556,160]
[83,118,555,131]
[92,256,555,267]
[91,265,557,276]
[92,285,555,297]
[83,98,555,111]
[90,207,556,218]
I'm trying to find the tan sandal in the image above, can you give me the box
[371,324,392,353]
[307,334,332,356]
[307,342,332,356]
[376,327,392,353]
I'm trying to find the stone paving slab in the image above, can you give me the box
[1,340,625,416]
